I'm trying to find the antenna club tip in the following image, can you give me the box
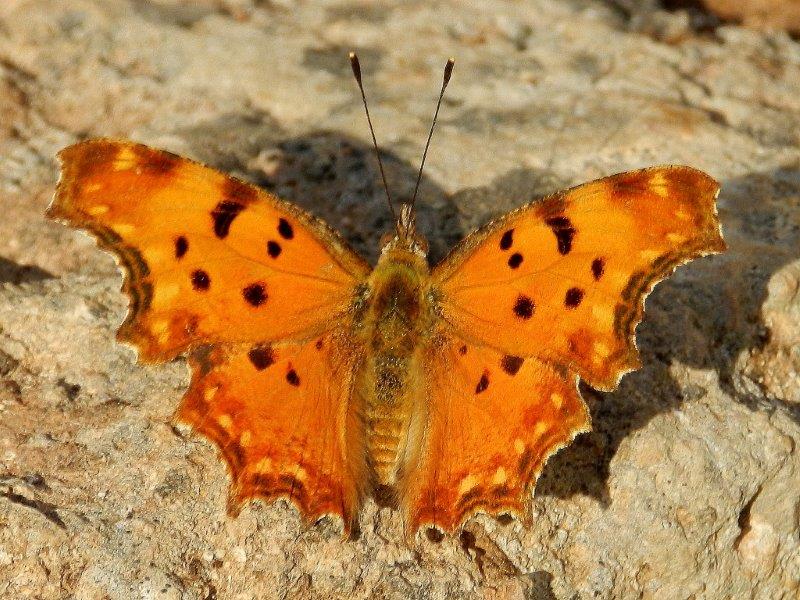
[348,51,356,60]
[443,58,455,85]
[349,52,362,84]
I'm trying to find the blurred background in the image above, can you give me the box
[0,1,798,599]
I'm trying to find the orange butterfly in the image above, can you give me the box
[47,55,725,539]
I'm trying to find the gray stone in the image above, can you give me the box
[0,1,798,598]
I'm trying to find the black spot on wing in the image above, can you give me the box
[513,295,534,319]
[508,253,523,269]
[500,355,524,375]
[286,368,300,387]
[211,200,245,239]
[278,218,294,240]
[565,287,584,308]
[459,344,468,355]
[591,257,605,280]
[248,345,274,370]
[545,215,575,255]
[243,283,267,306]
[499,229,514,250]
[267,240,282,258]
[191,270,210,291]
[475,371,489,394]
[175,236,188,259]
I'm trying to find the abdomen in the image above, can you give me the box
[357,352,423,487]
[354,258,431,491]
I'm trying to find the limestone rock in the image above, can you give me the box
[0,1,798,598]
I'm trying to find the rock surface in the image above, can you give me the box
[1,1,799,598]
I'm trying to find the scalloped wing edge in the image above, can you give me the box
[595,184,726,391]
[173,415,358,537]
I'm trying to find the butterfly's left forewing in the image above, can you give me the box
[48,140,370,362]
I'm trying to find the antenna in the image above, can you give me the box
[408,58,454,231]
[349,51,397,222]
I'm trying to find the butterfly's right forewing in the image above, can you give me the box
[431,167,725,390]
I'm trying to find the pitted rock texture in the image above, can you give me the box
[0,1,798,598]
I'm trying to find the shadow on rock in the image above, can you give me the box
[179,110,459,264]
[0,256,54,285]
[539,163,800,504]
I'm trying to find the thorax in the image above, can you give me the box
[360,245,433,355]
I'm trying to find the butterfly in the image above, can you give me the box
[46,54,726,539]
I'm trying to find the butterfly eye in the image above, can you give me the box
[413,233,429,254]
[379,231,395,248]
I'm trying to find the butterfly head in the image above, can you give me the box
[377,202,428,259]
[350,52,452,263]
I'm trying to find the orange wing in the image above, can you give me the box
[48,139,370,362]
[177,331,367,533]
[406,166,725,533]
[48,139,371,531]
[432,167,726,391]
[403,333,590,533]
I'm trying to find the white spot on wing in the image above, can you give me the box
[113,147,138,170]
[492,467,507,485]
[113,223,135,236]
[218,414,233,431]
[154,283,179,307]
[458,474,479,495]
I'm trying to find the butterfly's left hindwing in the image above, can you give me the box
[177,331,367,533]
